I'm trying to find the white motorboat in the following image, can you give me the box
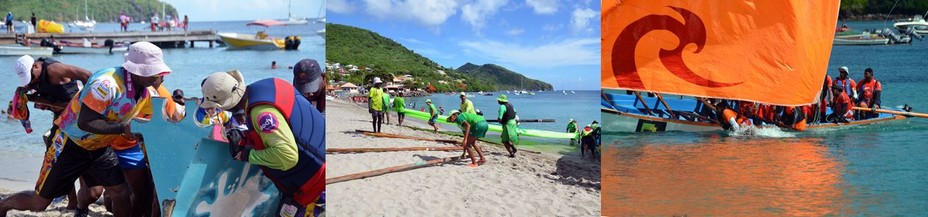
[894,14,928,35]
[0,45,54,56]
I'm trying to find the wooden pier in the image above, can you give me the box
[0,30,221,48]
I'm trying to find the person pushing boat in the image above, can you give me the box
[0,42,170,217]
[10,55,93,211]
[200,70,326,216]
[496,94,518,157]
[566,119,579,145]
[447,110,488,167]
[427,99,438,133]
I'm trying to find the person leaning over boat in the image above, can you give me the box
[566,119,579,145]
[393,92,406,126]
[368,77,384,133]
[11,55,93,211]
[856,68,883,120]
[0,42,170,217]
[459,92,476,115]
[716,101,751,131]
[833,66,858,101]
[828,85,854,123]
[496,94,518,157]
[293,59,325,114]
[427,99,439,133]
[200,70,325,217]
[777,106,809,131]
[447,110,488,167]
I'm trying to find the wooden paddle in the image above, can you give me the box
[327,146,461,154]
[327,156,463,184]
[852,107,928,118]
[355,130,461,144]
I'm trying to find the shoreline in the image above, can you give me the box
[326,98,601,215]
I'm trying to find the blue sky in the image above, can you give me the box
[164,0,325,22]
[327,0,600,90]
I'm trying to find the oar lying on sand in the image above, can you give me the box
[852,107,928,118]
[486,119,555,123]
[355,130,461,144]
[327,156,463,184]
[327,146,462,154]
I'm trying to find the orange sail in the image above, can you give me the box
[602,1,840,106]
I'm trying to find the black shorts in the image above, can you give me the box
[35,133,125,199]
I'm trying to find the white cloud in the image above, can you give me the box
[526,0,557,14]
[401,38,427,45]
[328,0,354,14]
[362,0,459,26]
[461,0,509,32]
[415,48,456,60]
[505,28,525,36]
[570,8,597,34]
[458,38,599,68]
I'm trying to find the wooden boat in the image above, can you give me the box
[0,45,53,56]
[602,92,905,133]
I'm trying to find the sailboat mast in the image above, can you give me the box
[84,0,88,20]
[162,2,166,19]
[289,0,293,18]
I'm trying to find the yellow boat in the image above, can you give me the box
[217,32,285,50]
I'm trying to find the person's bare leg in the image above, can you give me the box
[464,142,477,165]
[77,184,104,210]
[470,137,486,163]
[0,191,53,216]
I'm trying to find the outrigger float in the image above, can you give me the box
[601,92,909,133]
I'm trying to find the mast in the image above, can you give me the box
[84,0,88,20]
[289,0,292,18]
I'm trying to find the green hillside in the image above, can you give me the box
[0,0,177,23]
[457,63,552,91]
[325,23,552,92]
[841,0,928,18]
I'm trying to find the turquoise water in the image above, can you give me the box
[0,21,322,157]
[603,20,928,215]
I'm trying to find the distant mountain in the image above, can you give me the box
[0,0,178,23]
[457,63,552,91]
[326,23,552,92]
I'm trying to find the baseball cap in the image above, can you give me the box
[200,70,246,110]
[15,55,34,86]
[293,59,323,94]
[122,41,171,77]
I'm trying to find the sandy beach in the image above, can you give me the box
[0,152,111,217]
[326,98,601,216]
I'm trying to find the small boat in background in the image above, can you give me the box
[834,32,890,45]
[0,45,53,56]
[218,20,301,50]
[894,14,928,35]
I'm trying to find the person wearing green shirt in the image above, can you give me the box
[496,94,518,157]
[447,110,488,167]
[382,91,392,125]
[567,119,579,146]
[427,99,438,132]
[393,93,406,126]
[368,77,384,133]
[459,92,476,114]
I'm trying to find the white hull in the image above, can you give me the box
[59,46,128,54]
[894,18,928,34]
[602,109,719,133]
[833,37,889,45]
[0,45,54,56]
